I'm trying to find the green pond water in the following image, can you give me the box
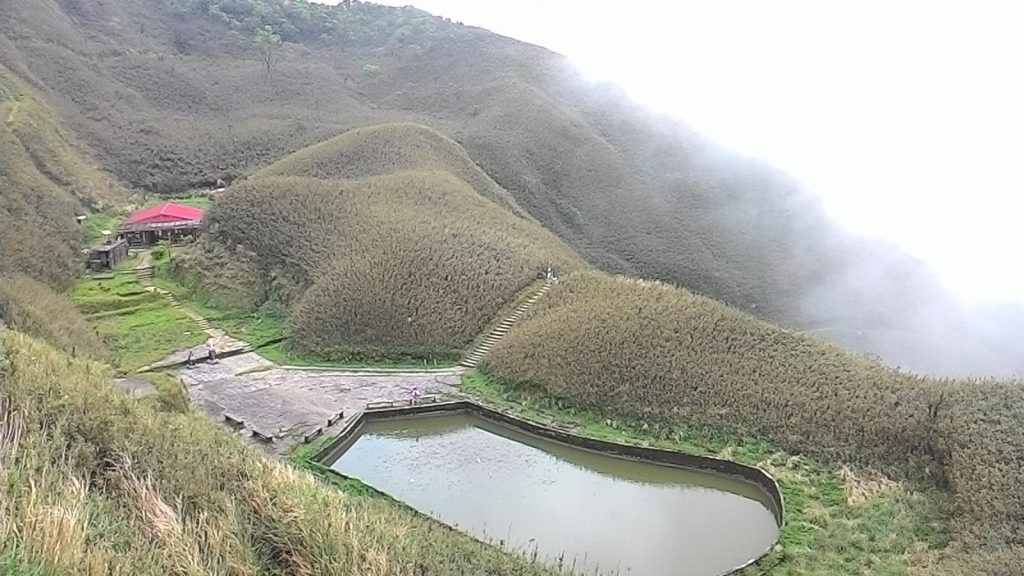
[328,413,779,575]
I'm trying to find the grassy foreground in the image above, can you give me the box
[462,372,950,575]
[0,329,562,575]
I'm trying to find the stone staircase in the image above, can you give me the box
[135,264,247,350]
[136,265,154,286]
[459,279,552,369]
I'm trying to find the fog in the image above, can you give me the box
[368,0,1024,306]
[332,0,1024,376]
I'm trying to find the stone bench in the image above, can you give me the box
[302,426,324,444]
[251,429,274,443]
[223,413,244,428]
[327,410,344,427]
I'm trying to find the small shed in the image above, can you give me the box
[88,238,128,271]
[119,202,204,246]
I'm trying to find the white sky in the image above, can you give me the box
[361,0,1024,304]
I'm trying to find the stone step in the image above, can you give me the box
[460,279,553,366]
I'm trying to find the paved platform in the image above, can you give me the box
[177,352,462,454]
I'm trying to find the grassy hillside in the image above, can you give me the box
[481,271,1024,573]
[254,122,528,218]
[179,123,584,360]
[0,329,559,575]
[2,0,1017,375]
[0,63,123,359]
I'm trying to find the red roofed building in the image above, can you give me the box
[119,202,204,246]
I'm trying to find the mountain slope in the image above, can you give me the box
[0,329,557,575]
[253,122,528,218]
[0,0,1019,376]
[0,63,121,360]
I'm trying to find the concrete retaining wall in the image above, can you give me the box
[312,400,785,574]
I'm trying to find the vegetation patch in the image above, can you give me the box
[0,274,107,361]
[72,272,207,372]
[0,65,123,360]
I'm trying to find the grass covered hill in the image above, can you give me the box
[2,0,1018,375]
[180,123,584,360]
[0,329,558,575]
[0,63,123,361]
[481,271,1024,573]
[253,122,529,218]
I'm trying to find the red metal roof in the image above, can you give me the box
[125,202,204,225]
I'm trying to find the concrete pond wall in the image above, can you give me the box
[313,400,784,575]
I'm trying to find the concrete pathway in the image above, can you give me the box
[141,268,552,454]
[460,278,552,368]
[178,351,462,454]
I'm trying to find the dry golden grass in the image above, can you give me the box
[837,465,898,506]
[0,275,106,362]
[254,122,528,218]
[0,329,560,575]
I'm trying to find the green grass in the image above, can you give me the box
[72,271,207,372]
[142,194,212,211]
[461,372,953,575]
[80,211,124,246]
[153,259,459,369]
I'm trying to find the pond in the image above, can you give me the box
[326,412,779,575]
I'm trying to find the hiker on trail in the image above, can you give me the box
[206,343,217,363]
[187,350,194,367]
[410,386,422,405]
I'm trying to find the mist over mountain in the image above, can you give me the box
[1,0,1020,377]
